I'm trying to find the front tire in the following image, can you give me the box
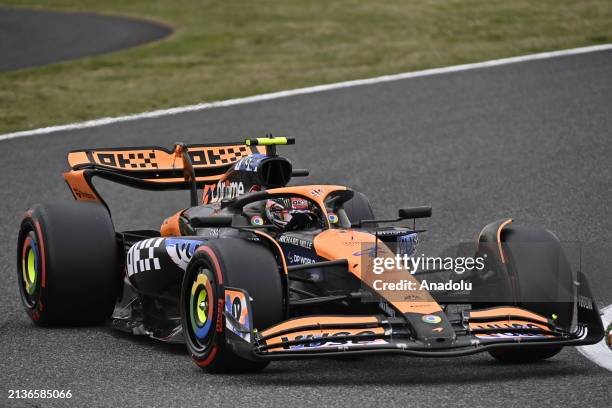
[474,221,572,363]
[488,345,563,363]
[16,202,120,326]
[181,238,284,373]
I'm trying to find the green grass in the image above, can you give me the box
[1,0,612,134]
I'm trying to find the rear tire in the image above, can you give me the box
[16,202,120,326]
[181,238,284,373]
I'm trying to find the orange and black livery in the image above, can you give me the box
[16,137,605,373]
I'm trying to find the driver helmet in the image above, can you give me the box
[265,197,313,228]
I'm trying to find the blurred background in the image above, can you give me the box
[1,0,612,134]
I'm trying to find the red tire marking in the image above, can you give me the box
[196,246,223,284]
[194,345,218,367]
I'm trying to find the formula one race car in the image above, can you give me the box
[17,137,604,372]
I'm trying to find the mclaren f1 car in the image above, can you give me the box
[16,137,604,372]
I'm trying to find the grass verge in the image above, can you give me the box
[1,0,612,134]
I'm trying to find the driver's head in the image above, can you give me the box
[265,197,314,229]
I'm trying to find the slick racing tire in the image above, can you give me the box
[474,222,572,363]
[487,344,563,363]
[181,238,284,373]
[16,202,120,326]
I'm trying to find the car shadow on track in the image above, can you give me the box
[102,326,603,385]
[109,328,187,356]
[7,317,601,387]
[233,353,601,386]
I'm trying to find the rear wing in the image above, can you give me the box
[63,141,266,208]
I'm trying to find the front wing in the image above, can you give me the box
[222,273,604,361]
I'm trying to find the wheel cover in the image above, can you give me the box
[189,270,214,343]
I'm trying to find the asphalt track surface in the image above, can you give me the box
[0,7,171,71]
[1,50,611,407]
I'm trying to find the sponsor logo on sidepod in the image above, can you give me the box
[205,180,245,202]
[165,239,202,270]
[286,251,316,265]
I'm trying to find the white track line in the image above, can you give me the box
[577,305,612,371]
[2,43,611,142]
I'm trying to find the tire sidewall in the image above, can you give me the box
[16,215,46,323]
[181,239,283,372]
[16,202,119,326]
[181,248,226,367]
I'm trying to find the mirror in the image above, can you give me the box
[190,216,233,228]
[398,206,432,220]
